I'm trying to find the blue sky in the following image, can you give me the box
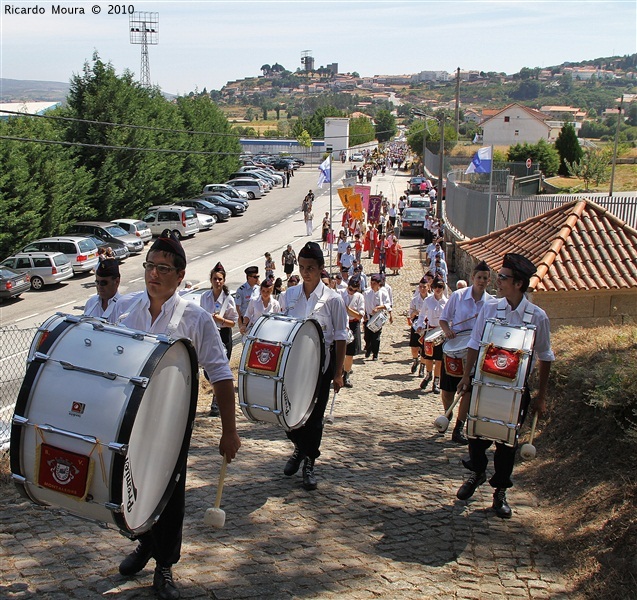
[1,1,635,95]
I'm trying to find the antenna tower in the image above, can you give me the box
[129,12,159,88]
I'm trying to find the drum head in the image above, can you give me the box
[442,329,472,356]
[114,339,197,535]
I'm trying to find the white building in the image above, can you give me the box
[480,103,552,145]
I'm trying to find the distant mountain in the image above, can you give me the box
[0,78,71,103]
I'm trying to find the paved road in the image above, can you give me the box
[1,168,572,599]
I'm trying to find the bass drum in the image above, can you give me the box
[238,314,325,431]
[10,314,198,537]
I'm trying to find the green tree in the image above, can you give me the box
[555,123,583,176]
[565,148,612,190]
[349,116,375,147]
[507,139,560,176]
[296,129,312,148]
[375,109,397,142]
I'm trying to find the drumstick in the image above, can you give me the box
[324,390,337,425]
[203,455,228,528]
[434,390,464,433]
[520,413,539,460]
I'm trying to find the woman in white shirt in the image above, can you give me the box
[240,278,281,335]
[340,275,365,388]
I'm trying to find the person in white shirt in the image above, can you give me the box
[235,266,260,323]
[363,273,392,361]
[415,277,447,393]
[240,278,280,335]
[278,274,300,311]
[83,259,121,321]
[455,254,554,520]
[408,276,430,376]
[199,262,239,417]
[340,274,365,388]
[438,261,493,444]
[112,231,240,600]
[340,245,354,270]
[434,256,448,284]
[282,242,348,490]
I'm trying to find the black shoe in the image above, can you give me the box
[420,372,432,389]
[372,356,378,361]
[153,565,180,600]
[119,543,152,576]
[343,371,353,388]
[410,358,419,374]
[493,488,512,519]
[432,383,441,394]
[452,421,469,445]
[418,364,425,378]
[284,446,305,477]
[365,350,371,358]
[456,471,486,501]
[208,400,219,417]
[302,457,317,491]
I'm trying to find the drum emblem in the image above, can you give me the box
[495,354,509,369]
[49,457,79,485]
[247,341,282,373]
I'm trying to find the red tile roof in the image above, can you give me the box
[457,199,637,292]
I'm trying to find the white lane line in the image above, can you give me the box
[236,239,244,243]
[220,245,230,249]
[260,228,267,233]
[15,313,39,323]
[248,233,256,237]
[54,300,78,309]
[204,250,215,255]
[129,277,144,283]
[191,255,202,261]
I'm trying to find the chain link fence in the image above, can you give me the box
[1,324,38,450]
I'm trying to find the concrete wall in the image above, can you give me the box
[483,105,550,145]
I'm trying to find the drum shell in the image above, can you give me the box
[367,310,388,333]
[442,329,472,359]
[467,319,536,446]
[10,315,198,536]
[424,327,445,346]
[238,314,325,431]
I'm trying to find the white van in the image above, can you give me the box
[142,206,200,239]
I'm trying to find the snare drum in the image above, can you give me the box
[238,314,325,431]
[442,329,472,377]
[10,314,198,537]
[367,310,388,333]
[467,319,536,446]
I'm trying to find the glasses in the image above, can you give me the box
[142,261,178,275]
[249,274,260,279]
[497,273,513,281]
[347,286,358,291]
[95,279,113,287]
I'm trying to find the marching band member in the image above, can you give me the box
[438,261,492,444]
[113,231,240,600]
[199,262,238,417]
[408,276,430,376]
[240,277,280,335]
[363,273,392,361]
[455,253,554,519]
[340,274,365,388]
[83,259,121,321]
[281,242,348,490]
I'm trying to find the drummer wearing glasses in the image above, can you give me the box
[83,259,121,321]
[112,231,241,600]
[282,241,348,491]
[455,253,554,520]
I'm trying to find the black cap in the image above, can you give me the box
[370,273,382,283]
[212,262,225,274]
[503,253,536,278]
[474,260,490,272]
[298,241,323,262]
[288,274,300,284]
[96,259,119,278]
[151,229,186,264]
[245,266,259,276]
[261,277,274,288]
[419,276,428,285]
[348,275,361,288]
[320,269,330,280]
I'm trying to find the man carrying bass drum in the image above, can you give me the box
[281,242,348,491]
[455,253,554,520]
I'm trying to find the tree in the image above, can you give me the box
[296,129,312,148]
[349,116,375,147]
[565,148,612,190]
[375,109,397,142]
[507,139,560,176]
[555,124,583,176]
[260,64,271,76]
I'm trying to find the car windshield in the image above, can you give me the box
[54,255,70,266]
[78,239,97,252]
[1,267,20,278]
[403,209,428,218]
[105,225,128,237]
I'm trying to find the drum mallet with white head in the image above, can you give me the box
[520,413,539,460]
[324,390,337,425]
[434,391,463,433]
[203,455,228,528]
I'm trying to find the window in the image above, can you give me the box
[504,116,510,123]
[17,258,32,269]
[514,130,519,136]
[33,258,50,268]
[60,242,74,254]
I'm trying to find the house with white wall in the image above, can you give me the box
[480,103,552,145]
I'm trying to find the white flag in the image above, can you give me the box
[317,156,331,188]
[465,146,492,174]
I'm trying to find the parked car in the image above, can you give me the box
[350,153,364,162]
[0,266,31,301]
[409,197,432,210]
[185,195,244,217]
[227,171,272,190]
[202,183,249,201]
[196,213,216,231]
[83,235,130,261]
[266,158,296,171]
[142,206,200,239]
[1,252,74,290]
[174,199,231,222]
[239,166,283,186]
[225,178,265,199]
[205,191,249,210]
[67,222,144,254]
[21,236,100,274]
[399,208,429,237]
[111,219,153,244]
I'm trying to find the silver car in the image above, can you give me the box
[111,219,153,244]
[68,221,145,254]
[1,252,74,290]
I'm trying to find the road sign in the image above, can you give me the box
[526,158,532,169]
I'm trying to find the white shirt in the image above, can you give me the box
[340,289,365,320]
[244,295,280,327]
[112,291,232,383]
[415,293,447,330]
[468,296,555,370]
[83,292,121,321]
[235,281,259,317]
[340,252,354,268]
[199,289,238,330]
[440,285,493,333]
[409,292,428,321]
[363,287,392,318]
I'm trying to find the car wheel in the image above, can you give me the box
[247,192,255,199]
[31,276,44,290]
[211,215,218,223]
[172,229,182,240]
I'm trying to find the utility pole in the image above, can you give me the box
[609,94,623,197]
[454,67,460,139]
[437,118,444,220]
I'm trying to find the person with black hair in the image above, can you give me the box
[281,242,348,490]
[83,259,121,321]
[113,231,240,600]
[455,253,554,519]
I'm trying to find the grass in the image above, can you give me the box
[545,164,637,193]
[517,323,637,599]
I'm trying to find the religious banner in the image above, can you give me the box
[349,193,363,220]
[355,185,371,212]
[337,187,354,209]
[342,177,356,187]
[368,194,383,224]
[345,169,358,180]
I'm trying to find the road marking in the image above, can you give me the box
[204,250,215,255]
[236,238,244,243]
[191,255,201,261]
[54,300,78,309]
[220,245,230,249]
[15,313,39,323]
[248,233,256,237]
[260,228,267,233]
[129,277,144,283]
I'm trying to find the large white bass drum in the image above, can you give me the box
[10,313,198,537]
[238,314,325,431]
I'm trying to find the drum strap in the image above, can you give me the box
[495,297,535,324]
[166,298,188,337]
[215,292,232,330]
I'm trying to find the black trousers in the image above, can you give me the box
[364,323,382,358]
[286,351,335,460]
[466,387,531,489]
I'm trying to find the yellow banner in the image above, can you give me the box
[337,187,354,209]
[349,194,363,220]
